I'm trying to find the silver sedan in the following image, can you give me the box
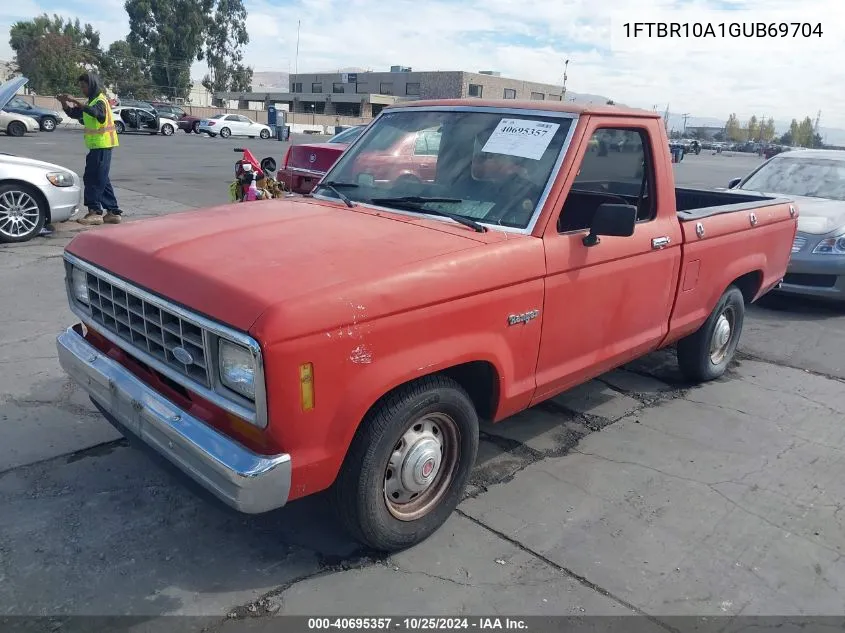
[0,153,83,243]
[729,149,845,301]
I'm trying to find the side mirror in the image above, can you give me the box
[728,177,741,189]
[582,203,637,247]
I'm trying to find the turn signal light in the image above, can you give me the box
[299,363,314,411]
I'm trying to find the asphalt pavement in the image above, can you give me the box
[2,131,845,628]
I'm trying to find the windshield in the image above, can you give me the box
[329,125,365,144]
[318,109,574,230]
[740,156,845,201]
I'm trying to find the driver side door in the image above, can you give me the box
[533,119,683,402]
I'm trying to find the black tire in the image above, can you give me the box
[676,286,745,383]
[220,127,231,139]
[6,121,26,137]
[161,123,174,136]
[40,116,57,132]
[0,183,47,243]
[115,120,125,134]
[332,375,479,552]
[260,129,271,139]
[192,121,201,134]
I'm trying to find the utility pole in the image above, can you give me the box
[681,113,690,135]
[561,59,569,100]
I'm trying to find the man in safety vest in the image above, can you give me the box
[57,72,122,225]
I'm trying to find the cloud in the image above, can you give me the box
[1,0,843,128]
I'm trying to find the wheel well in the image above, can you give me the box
[730,270,763,303]
[362,361,500,428]
[0,179,50,223]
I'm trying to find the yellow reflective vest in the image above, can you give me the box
[82,93,119,150]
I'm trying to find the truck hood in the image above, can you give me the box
[65,197,501,333]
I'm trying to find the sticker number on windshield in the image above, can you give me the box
[482,119,561,160]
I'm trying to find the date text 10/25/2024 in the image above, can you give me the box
[307,617,529,630]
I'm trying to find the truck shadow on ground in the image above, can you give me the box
[0,351,691,621]
[751,292,845,319]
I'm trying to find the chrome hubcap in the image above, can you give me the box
[710,310,734,364]
[384,413,459,521]
[0,190,40,238]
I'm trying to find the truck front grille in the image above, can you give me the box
[791,235,807,253]
[84,271,210,386]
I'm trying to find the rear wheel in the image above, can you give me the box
[192,121,201,134]
[676,286,745,382]
[220,127,231,139]
[6,121,26,137]
[332,375,479,552]
[40,116,57,132]
[0,184,46,243]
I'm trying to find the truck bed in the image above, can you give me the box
[675,187,792,221]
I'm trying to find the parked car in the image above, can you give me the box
[113,106,176,136]
[3,95,63,131]
[729,148,845,300]
[0,152,82,243]
[56,99,797,552]
[198,113,272,139]
[278,124,367,193]
[112,98,155,111]
[149,101,202,134]
[0,77,40,137]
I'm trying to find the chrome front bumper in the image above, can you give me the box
[56,325,291,513]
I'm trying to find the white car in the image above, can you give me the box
[0,76,40,137]
[198,113,272,139]
[112,106,176,136]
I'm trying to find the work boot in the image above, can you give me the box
[77,212,104,226]
[103,212,122,224]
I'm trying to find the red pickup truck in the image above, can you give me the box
[57,100,797,552]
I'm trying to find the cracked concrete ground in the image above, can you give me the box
[2,142,845,627]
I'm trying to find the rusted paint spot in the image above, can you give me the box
[349,345,373,364]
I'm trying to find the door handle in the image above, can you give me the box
[651,236,671,249]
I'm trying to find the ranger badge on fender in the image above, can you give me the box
[507,310,540,326]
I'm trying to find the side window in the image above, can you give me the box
[558,127,655,234]
[225,114,240,121]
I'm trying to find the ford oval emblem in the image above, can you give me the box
[171,346,194,365]
[309,153,317,163]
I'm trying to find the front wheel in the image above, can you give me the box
[115,120,125,134]
[0,183,46,243]
[260,129,271,139]
[40,116,57,132]
[676,285,745,383]
[161,123,174,136]
[220,127,231,139]
[332,375,479,552]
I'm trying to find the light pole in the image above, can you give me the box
[311,103,315,125]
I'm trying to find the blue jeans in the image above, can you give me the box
[83,148,120,214]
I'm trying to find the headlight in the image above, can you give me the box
[812,236,845,255]
[46,171,74,187]
[218,339,256,400]
[70,267,89,305]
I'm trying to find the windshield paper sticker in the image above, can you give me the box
[482,119,560,160]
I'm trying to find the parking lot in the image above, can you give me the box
[2,129,845,628]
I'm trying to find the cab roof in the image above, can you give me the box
[385,98,661,118]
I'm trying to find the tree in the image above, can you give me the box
[100,39,154,99]
[202,0,252,93]
[125,0,213,99]
[725,113,742,142]
[789,119,800,144]
[746,115,759,142]
[713,131,726,142]
[796,116,814,147]
[9,14,103,94]
[760,117,776,142]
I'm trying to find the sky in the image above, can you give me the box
[1,0,844,128]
